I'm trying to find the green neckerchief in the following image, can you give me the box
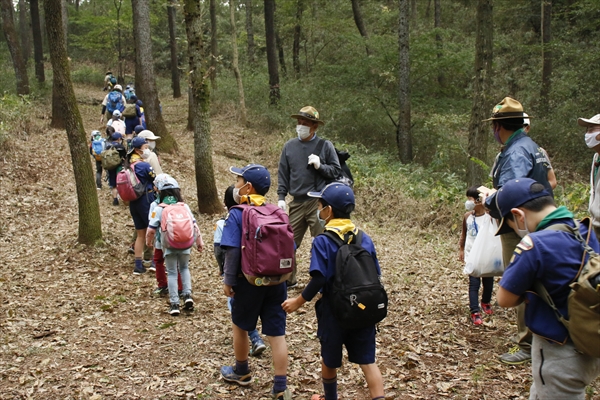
[504,128,525,147]
[324,218,358,242]
[535,206,574,231]
[160,195,178,205]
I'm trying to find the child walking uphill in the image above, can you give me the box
[282,183,385,400]
[459,186,494,326]
[146,176,204,316]
[219,164,290,400]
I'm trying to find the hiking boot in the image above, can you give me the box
[500,346,531,365]
[152,286,168,296]
[250,336,266,357]
[133,264,146,275]
[470,312,483,326]
[311,395,325,400]
[128,243,135,254]
[183,294,194,311]
[220,365,252,386]
[481,302,493,315]
[113,198,119,206]
[271,388,291,400]
[169,304,180,316]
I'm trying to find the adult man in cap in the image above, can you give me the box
[277,106,341,287]
[482,97,553,365]
[495,178,600,399]
[579,114,600,242]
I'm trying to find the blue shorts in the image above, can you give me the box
[231,277,287,337]
[108,169,118,188]
[129,192,155,229]
[315,298,377,368]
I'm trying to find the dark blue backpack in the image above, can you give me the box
[106,91,125,114]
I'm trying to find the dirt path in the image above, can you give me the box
[0,84,597,399]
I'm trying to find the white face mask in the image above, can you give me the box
[232,183,248,204]
[465,200,475,211]
[148,141,156,150]
[141,148,151,159]
[585,132,600,149]
[296,124,312,140]
[513,213,530,238]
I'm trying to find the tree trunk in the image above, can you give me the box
[131,0,178,153]
[1,0,30,95]
[183,0,222,215]
[350,0,371,56]
[466,0,493,186]
[264,0,280,105]
[276,32,286,76]
[245,0,255,65]
[230,0,247,126]
[44,0,103,245]
[19,0,30,64]
[30,0,45,82]
[292,0,303,77]
[434,0,444,87]
[61,0,68,48]
[209,0,218,90]
[115,0,124,82]
[397,0,411,163]
[167,0,181,98]
[187,87,194,131]
[540,0,552,112]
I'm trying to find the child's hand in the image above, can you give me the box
[282,296,305,313]
[458,249,464,262]
[223,284,234,298]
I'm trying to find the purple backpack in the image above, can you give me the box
[233,204,295,286]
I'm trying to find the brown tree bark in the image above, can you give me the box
[350,0,371,56]
[229,0,247,126]
[1,0,30,95]
[292,0,303,77]
[264,0,280,105]
[183,0,222,214]
[167,0,181,98]
[397,0,411,163]
[540,0,552,111]
[466,0,493,186]
[44,0,103,245]
[131,0,178,153]
[245,0,255,65]
[18,0,30,64]
[209,0,218,90]
[31,0,45,82]
[434,0,444,87]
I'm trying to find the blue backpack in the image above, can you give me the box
[106,91,125,114]
[91,134,106,161]
[124,86,135,101]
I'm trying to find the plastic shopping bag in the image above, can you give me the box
[463,215,504,277]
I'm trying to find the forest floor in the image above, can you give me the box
[0,84,598,400]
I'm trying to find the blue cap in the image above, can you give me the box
[229,164,271,194]
[495,178,551,235]
[134,125,144,134]
[131,136,148,149]
[111,132,123,140]
[308,183,355,213]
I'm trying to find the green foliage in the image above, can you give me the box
[71,65,105,86]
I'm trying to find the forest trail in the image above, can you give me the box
[0,84,597,399]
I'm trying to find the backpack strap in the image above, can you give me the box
[322,229,362,247]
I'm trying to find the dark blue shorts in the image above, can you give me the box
[315,298,377,368]
[129,192,155,229]
[108,169,118,188]
[231,277,287,337]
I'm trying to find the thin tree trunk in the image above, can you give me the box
[19,0,30,64]
[115,0,123,82]
[229,0,247,126]
[292,0,303,77]
[183,0,222,214]
[61,0,67,48]
[540,0,552,111]
[44,0,103,245]
[264,0,280,105]
[31,0,45,82]
[1,0,30,95]
[209,0,218,90]
[434,0,444,87]
[167,0,181,98]
[350,0,371,56]
[466,0,493,186]
[132,0,178,152]
[397,0,411,163]
[276,32,286,76]
[245,0,255,65]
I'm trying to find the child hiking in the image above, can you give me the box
[282,183,385,400]
[459,186,494,326]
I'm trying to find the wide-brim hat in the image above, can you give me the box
[577,114,600,127]
[483,97,532,122]
[494,178,551,236]
[291,106,325,125]
[229,164,271,194]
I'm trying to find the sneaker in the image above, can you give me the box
[133,265,146,275]
[142,259,153,268]
[271,388,291,400]
[113,198,119,206]
[250,337,266,357]
[500,346,531,365]
[152,286,168,296]
[481,302,493,315]
[169,304,180,316]
[183,294,194,311]
[470,312,483,326]
[220,365,252,386]
[128,243,135,255]
[311,395,325,400]
[148,262,156,272]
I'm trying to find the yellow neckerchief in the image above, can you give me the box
[240,194,267,206]
[130,153,142,163]
[325,218,357,242]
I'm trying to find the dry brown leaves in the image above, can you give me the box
[0,84,598,399]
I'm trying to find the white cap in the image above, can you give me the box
[578,114,600,127]
[137,130,161,140]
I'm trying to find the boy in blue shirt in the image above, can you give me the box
[282,183,385,400]
[492,178,600,399]
[219,164,290,400]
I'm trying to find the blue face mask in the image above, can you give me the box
[316,207,328,228]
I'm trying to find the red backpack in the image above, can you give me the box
[160,203,196,250]
[233,204,295,286]
[116,161,146,202]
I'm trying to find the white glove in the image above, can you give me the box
[308,154,321,170]
[278,200,287,212]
